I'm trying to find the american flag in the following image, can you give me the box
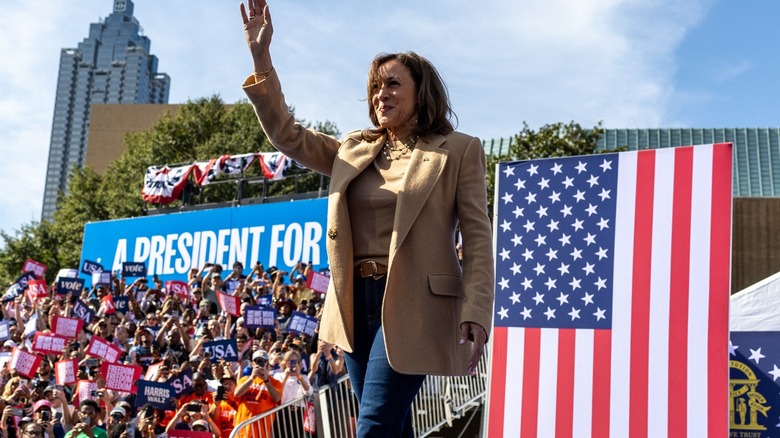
[487,144,732,438]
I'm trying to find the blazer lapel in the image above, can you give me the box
[389,135,448,265]
[329,136,384,194]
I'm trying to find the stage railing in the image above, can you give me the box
[229,349,488,438]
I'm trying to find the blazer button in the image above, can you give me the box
[328,228,338,239]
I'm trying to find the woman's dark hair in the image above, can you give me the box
[364,51,456,141]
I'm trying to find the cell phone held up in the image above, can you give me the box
[186,403,201,413]
[215,385,226,401]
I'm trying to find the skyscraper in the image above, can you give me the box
[41,0,170,220]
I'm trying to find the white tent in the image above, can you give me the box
[730,270,780,331]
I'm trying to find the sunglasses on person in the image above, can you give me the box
[253,357,267,367]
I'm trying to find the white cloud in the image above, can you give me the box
[0,0,711,235]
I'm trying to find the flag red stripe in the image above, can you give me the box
[667,147,693,437]
[591,329,612,438]
[708,143,732,434]
[629,150,656,438]
[487,327,509,438]
[521,328,541,438]
[555,329,575,438]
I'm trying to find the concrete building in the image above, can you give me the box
[42,0,170,220]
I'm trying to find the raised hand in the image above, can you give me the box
[239,0,273,74]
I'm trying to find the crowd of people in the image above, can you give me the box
[0,260,346,438]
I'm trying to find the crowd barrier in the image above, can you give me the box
[230,349,489,438]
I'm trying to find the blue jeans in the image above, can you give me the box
[344,274,426,438]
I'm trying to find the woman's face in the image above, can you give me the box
[371,59,417,136]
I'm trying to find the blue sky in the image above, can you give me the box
[1,0,778,237]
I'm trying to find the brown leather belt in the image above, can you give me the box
[357,260,387,279]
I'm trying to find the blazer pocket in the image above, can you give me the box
[428,273,465,298]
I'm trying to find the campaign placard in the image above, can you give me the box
[23,314,38,338]
[114,296,129,313]
[100,295,116,314]
[225,280,239,294]
[32,333,69,355]
[22,259,47,278]
[122,262,146,278]
[165,280,189,301]
[287,311,319,337]
[92,271,111,288]
[9,348,42,378]
[0,321,11,342]
[203,339,239,362]
[244,306,277,330]
[306,271,330,294]
[136,380,176,411]
[2,273,35,303]
[166,367,194,398]
[0,352,12,368]
[257,293,273,307]
[52,316,84,339]
[55,269,79,281]
[81,260,104,275]
[72,299,96,324]
[55,358,78,385]
[217,291,240,316]
[145,361,165,380]
[76,380,99,402]
[101,362,142,393]
[26,279,49,300]
[56,277,85,295]
[86,336,122,363]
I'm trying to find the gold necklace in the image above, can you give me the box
[382,135,418,161]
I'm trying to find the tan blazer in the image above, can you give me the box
[243,71,494,376]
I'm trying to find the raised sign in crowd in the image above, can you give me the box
[0,258,342,438]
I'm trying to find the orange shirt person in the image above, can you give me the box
[233,350,282,437]
[212,375,238,437]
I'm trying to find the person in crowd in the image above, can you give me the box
[65,400,107,438]
[238,1,494,436]
[233,350,282,437]
[211,374,237,437]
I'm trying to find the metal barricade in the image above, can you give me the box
[230,350,488,438]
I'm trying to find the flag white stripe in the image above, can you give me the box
[537,328,559,436]
[572,329,594,438]
[688,145,714,437]
[610,151,638,437]
[505,328,525,436]
[647,148,675,437]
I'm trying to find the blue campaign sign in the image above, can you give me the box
[257,294,273,307]
[136,380,176,411]
[80,199,328,285]
[0,321,11,342]
[73,299,96,324]
[114,296,129,313]
[244,305,277,330]
[287,311,319,337]
[57,278,85,295]
[166,368,193,398]
[122,262,147,278]
[203,339,239,362]
[81,260,104,275]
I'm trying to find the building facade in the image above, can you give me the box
[42,0,170,220]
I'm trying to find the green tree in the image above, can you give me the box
[0,96,339,287]
[486,121,612,213]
